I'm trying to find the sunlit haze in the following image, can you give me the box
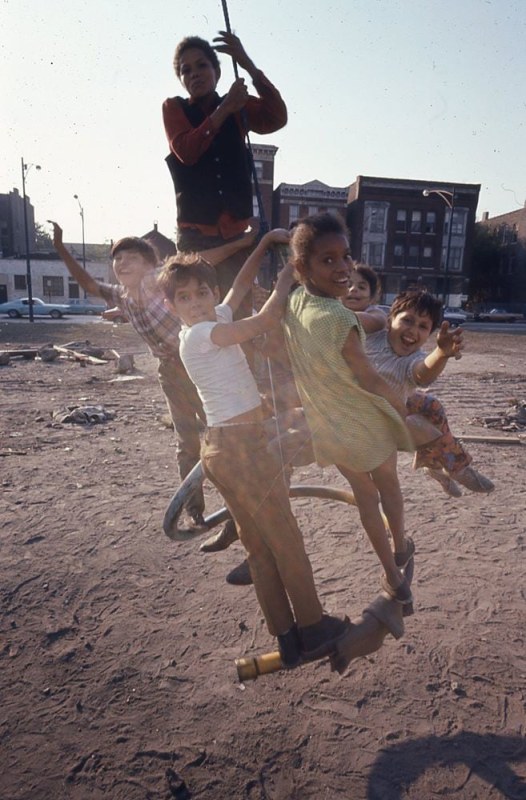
[2,0,525,244]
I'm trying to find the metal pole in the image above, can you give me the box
[21,157,34,323]
[74,195,87,297]
[443,187,456,306]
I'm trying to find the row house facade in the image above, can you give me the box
[347,176,480,304]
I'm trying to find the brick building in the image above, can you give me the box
[0,188,36,258]
[346,176,480,305]
[250,143,278,228]
[273,179,348,229]
[478,205,526,306]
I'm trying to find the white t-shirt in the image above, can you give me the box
[179,303,261,426]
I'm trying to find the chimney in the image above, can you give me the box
[154,222,158,232]
[482,211,489,221]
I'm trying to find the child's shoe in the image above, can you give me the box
[225,558,253,585]
[394,537,415,569]
[451,465,494,494]
[277,624,302,669]
[200,520,238,552]
[299,613,351,662]
[381,573,413,605]
[423,467,462,498]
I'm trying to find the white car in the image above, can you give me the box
[443,307,469,327]
[0,297,70,319]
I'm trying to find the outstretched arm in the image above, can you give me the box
[354,308,387,334]
[50,222,102,297]
[201,220,259,267]
[224,228,289,313]
[413,321,464,385]
[211,262,294,348]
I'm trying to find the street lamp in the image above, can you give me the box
[21,157,41,322]
[422,187,456,306]
[73,194,86,298]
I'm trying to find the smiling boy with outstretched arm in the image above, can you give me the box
[50,220,256,529]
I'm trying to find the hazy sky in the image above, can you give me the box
[2,0,525,244]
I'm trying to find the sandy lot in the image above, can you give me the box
[1,319,525,800]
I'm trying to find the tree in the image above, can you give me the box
[468,225,501,304]
[35,222,53,251]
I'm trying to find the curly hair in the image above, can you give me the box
[289,212,349,280]
[173,36,220,78]
[389,289,443,331]
[157,253,217,301]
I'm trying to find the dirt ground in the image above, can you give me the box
[1,319,525,800]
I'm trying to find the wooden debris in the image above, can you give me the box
[460,434,524,445]
[53,345,108,365]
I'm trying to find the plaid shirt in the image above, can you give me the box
[98,271,181,358]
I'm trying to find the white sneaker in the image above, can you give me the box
[452,466,495,494]
[423,467,462,498]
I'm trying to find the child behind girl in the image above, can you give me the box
[344,266,494,497]
[283,213,415,605]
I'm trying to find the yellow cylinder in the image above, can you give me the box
[236,651,283,682]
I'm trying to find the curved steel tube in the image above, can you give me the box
[163,462,358,541]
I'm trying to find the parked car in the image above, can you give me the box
[64,300,108,315]
[0,297,70,319]
[443,307,469,327]
[475,308,524,323]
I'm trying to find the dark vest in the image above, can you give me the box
[165,95,253,226]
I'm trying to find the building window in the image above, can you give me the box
[364,202,388,233]
[442,246,463,272]
[408,245,419,267]
[252,196,260,217]
[410,211,421,233]
[68,280,80,299]
[254,160,264,180]
[393,244,405,266]
[445,208,467,236]
[308,206,318,216]
[362,242,384,266]
[289,204,299,224]
[422,246,433,265]
[42,275,64,298]
[425,212,436,234]
[14,274,27,290]
[395,210,407,232]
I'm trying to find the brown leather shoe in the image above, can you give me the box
[200,520,238,552]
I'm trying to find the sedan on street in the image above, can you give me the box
[0,297,71,319]
[475,308,524,323]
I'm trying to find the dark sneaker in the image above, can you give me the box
[226,559,253,586]
[394,537,415,569]
[381,574,413,605]
[452,465,495,494]
[200,520,238,552]
[299,613,351,661]
[277,624,302,669]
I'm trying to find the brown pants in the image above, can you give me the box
[158,354,206,519]
[201,423,323,636]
